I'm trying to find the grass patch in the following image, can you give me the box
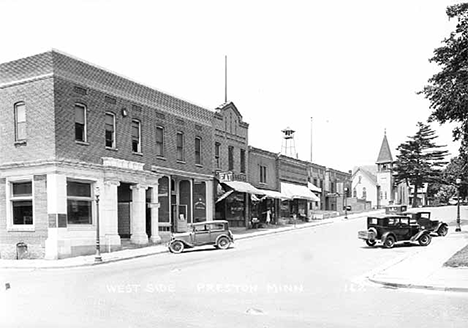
[445,244,468,267]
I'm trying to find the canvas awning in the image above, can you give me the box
[221,181,266,195]
[261,189,291,200]
[281,182,320,201]
[308,182,322,193]
[215,190,234,203]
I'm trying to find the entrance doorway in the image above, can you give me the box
[117,183,132,239]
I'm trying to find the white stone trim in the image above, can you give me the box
[102,157,144,171]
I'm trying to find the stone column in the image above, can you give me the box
[150,184,161,243]
[130,184,148,244]
[102,180,121,251]
[45,173,70,259]
[205,180,214,221]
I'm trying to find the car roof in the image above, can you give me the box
[368,215,410,219]
[191,220,229,226]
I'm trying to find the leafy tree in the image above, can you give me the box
[394,122,449,207]
[442,156,468,199]
[420,3,468,171]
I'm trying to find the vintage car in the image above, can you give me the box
[385,204,408,214]
[168,220,234,254]
[358,215,432,248]
[402,211,448,236]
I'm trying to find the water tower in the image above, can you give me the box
[281,127,297,158]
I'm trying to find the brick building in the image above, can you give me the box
[0,50,214,259]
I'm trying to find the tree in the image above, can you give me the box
[393,122,449,207]
[420,3,468,169]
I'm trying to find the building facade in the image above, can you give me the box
[0,50,215,259]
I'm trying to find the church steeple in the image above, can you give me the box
[376,129,393,165]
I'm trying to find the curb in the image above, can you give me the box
[367,276,468,293]
[234,220,334,240]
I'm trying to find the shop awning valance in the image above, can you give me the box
[222,181,266,195]
[308,182,322,193]
[281,182,320,201]
[216,190,234,203]
[261,189,291,200]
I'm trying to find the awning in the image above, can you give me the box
[281,182,320,201]
[216,190,234,203]
[308,182,322,193]
[261,189,291,200]
[221,181,266,195]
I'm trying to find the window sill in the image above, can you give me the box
[14,140,27,146]
[7,225,35,232]
[106,147,118,151]
[67,224,95,231]
[195,164,203,168]
[75,141,90,146]
[156,156,166,161]
[177,160,186,164]
[132,151,143,156]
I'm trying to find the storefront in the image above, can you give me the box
[215,180,265,228]
[280,182,320,221]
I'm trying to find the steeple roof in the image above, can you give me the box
[376,132,393,164]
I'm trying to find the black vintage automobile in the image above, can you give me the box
[358,215,432,248]
[168,220,234,254]
[402,211,448,237]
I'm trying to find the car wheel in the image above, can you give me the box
[366,240,376,247]
[383,235,395,249]
[437,225,448,237]
[169,241,185,254]
[216,236,231,250]
[418,234,432,246]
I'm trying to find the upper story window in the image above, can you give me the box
[240,149,246,173]
[75,103,87,142]
[11,181,33,225]
[362,187,367,199]
[228,146,234,171]
[215,142,221,169]
[14,102,26,142]
[105,112,116,148]
[260,165,267,183]
[132,120,141,153]
[176,131,184,161]
[195,137,202,165]
[67,180,93,225]
[156,126,164,157]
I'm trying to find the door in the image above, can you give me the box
[395,218,411,240]
[193,224,211,245]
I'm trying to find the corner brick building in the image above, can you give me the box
[0,50,215,259]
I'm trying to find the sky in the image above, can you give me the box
[0,0,464,172]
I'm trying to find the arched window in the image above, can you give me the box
[195,137,202,165]
[362,187,367,199]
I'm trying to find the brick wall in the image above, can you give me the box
[248,147,279,190]
[0,77,56,165]
[54,77,213,174]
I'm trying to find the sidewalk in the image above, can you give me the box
[0,210,378,270]
[368,229,468,293]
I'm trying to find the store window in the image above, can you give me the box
[11,181,33,225]
[67,181,93,224]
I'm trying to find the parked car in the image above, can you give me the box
[358,215,432,248]
[168,220,234,254]
[402,211,448,237]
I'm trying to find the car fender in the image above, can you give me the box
[382,231,396,243]
[410,230,430,242]
[435,222,447,231]
[170,238,194,248]
[215,234,232,244]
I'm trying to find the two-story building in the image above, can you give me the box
[0,50,215,259]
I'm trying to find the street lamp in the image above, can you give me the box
[344,188,348,219]
[95,186,103,263]
[456,178,462,232]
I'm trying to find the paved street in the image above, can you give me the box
[1,214,468,328]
